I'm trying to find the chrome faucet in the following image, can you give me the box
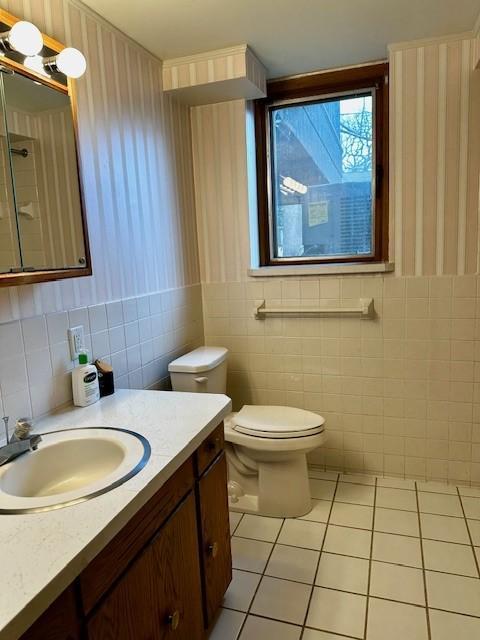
[0,417,42,467]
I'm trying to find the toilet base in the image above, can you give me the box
[227,451,313,518]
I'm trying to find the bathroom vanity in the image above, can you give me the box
[0,390,232,640]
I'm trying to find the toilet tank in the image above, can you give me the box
[168,346,228,394]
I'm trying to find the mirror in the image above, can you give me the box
[0,67,89,279]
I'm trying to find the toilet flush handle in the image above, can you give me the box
[194,376,208,384]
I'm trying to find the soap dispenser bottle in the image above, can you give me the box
[72,352,100,407]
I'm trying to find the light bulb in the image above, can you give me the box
[24,55,49,77]
[56,47,86,78]
[9,21,43,56]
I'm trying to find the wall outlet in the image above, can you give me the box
[68,325,85,360]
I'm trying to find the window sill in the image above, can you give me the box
[247,262,395,277]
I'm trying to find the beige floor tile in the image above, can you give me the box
[300,499,332,523]
[303,631,357,640]
[251,576,311,625]
[224,569,261,612]
[376,487,418,511]
[374,507,419,537]
[315,552,369,594]
[266,544,319,584]
[458,485,480,497]
[307,587,366,638]
[420,513,470,544]
[339,473,376,486]
[429,609,480,640]
[416,481,457,495]
[231,537,273,573]
[310,479,337,500]
[423,539,477,576]
[329,502,373,529]
[278,519,326,550]
[335,482,375,506]
[323,525,372,559]
[418,492,463,517]
[476,547,480,564]
[239,615,301,640]
[235,514,283,542]
[309,470,339,482]
[372,532,422,567]
[210,608,246,640]
[369,561,425,605]
[461,495,480,519]
[377,476,416,490]
[468,519,480,545]
[366,598,428,640]
[230,512,243,535]
[426,571,480,616]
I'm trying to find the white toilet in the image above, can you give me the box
[168,346,325,518]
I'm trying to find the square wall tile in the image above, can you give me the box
[21,316,47,352]
[46,311,69,345]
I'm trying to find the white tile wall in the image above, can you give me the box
[203,274,480,486]
[0,284,203,437]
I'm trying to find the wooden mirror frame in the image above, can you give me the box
[0,8,91,287]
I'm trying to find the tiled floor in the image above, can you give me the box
[210,471,480,640]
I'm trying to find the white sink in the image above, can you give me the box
[0,427,150,514]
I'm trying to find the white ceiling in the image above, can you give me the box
[83,0,480,78]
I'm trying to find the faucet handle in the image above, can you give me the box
[14,417,34,439]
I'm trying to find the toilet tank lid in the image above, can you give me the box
[168,346,228,373]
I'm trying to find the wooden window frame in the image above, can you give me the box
[254,62,389,267]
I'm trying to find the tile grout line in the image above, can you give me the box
[233,510,288,639]
[414,480,432,640]
[363,476,377,640]
[299,471,341,639]
[456,486,480,579]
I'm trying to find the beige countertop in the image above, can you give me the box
[0,389,232,640]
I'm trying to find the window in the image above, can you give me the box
[254,63,389,266]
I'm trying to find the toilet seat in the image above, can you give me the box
[231,405,325,439]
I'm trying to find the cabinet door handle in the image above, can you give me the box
[167,610,180,630]
[208,541,219,558]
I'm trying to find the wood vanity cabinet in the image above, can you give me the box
[21,423,231,640]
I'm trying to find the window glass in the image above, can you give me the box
[269,93,374,260]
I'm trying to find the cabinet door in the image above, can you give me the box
[197,452,232,626]
[87,492,204,640]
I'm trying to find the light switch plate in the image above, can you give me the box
[68,325,85,360]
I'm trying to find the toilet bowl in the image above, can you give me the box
[168,346,326,518]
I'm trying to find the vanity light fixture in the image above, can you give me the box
[45,47,87,79]
[24,55,50,77]
[0,20,43,56]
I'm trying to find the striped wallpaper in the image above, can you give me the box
[191,34,480,282]
[0,0,200,323]
[390,35,480,276]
